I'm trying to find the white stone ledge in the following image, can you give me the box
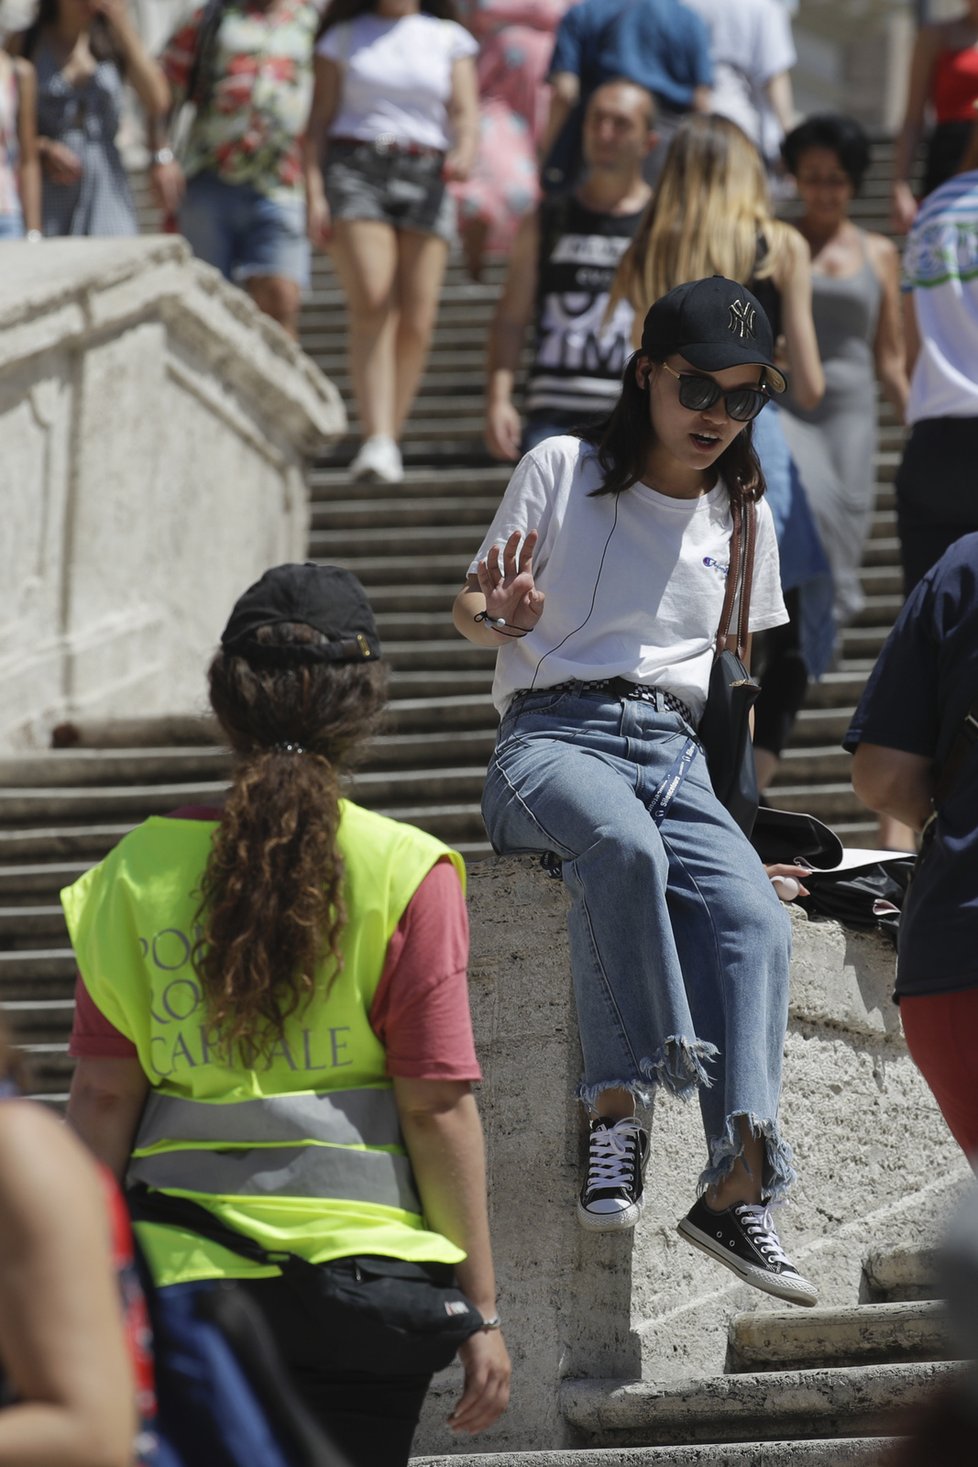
[412,858,971,1458]
[0,238,345,747]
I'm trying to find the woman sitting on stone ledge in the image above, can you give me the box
[454,275,819,1308]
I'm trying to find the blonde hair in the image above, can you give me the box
[611,114,795,340]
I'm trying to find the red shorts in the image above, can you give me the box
[900,989,978,1167]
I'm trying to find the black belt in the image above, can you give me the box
[329,134,444,160]
[520,678,696,728]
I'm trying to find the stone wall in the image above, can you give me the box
[412,858,971,1457]
[0,237,344,749]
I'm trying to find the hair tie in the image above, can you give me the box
[272,741,307,755]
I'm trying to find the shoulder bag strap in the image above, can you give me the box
[128,1182,292,1269]
[716,501,742,656]
[736,500,757,660]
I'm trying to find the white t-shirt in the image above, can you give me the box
[467,435,787,719]
[317,14,477,151]
[683,0,795,158]
[902,171,978,424]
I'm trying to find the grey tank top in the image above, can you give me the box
[809,235,882,398]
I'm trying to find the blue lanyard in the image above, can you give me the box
[648,737,697,827]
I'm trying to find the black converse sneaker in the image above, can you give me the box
[578,1116,650,1231]
[677,1196,818,1306]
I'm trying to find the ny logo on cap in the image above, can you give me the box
[728,300,757,340]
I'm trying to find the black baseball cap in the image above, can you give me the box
[640,275,787,395]
[221,563,381,664]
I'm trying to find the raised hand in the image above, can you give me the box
[476,529,544,635]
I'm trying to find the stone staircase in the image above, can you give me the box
[417,1246,961,1465]
[0,138,912,1098]
[1,140,961,1465]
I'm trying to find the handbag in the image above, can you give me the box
[750,805,844,869]
[128,1183,483,1376]
[799,856,915,946]
[698,500,761,837]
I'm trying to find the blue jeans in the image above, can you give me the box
[481,688,796,1200]
[179,171,310,288]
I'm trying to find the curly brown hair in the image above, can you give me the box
[195,623,388,1058]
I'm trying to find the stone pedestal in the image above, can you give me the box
[412,858,970,1457]
[0,237,345,748]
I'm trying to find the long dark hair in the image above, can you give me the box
[194,623,388,1058]
[583,351,765,507]
[317,0,460,40]
[19,0,127,71]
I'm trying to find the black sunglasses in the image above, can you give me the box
[659,361,770,423]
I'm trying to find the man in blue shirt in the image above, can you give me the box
[540,0,712,189]
[844,534,978,1168]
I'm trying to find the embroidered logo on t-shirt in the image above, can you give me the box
[703,556,730,579]
[728,300,757,340]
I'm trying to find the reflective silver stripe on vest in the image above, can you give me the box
[128,1143,422,1214]
[134,1088,404,1151]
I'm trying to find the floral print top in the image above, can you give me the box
[160,0,322,201]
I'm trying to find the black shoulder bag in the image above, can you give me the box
[698,499,761,837]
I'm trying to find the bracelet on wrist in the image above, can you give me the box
[151,147,175,167]
[474,610,529,638]
[480,1314,502,1331]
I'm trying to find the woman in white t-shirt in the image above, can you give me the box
[454,276,819,1308]
[303,0,479,485]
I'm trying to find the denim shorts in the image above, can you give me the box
[179,170,310,288]
[324,139,455,242]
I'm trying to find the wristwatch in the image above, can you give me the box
[151,147,175,167]
[480,1314,502,1331]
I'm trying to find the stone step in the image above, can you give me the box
[864,1246,942,1304]
[413,1443,891,1467]
[0,782,229,824]
[1,998,75,1043]
[0,825,143,863]
[755,782,866,822]
[727,1300,949,1373]
[309,466,509,496]
[311,496,503,532]
[0,905,68,941]
[0,766,490,825]
[561,1360,961,1449]
[0,862,89,899]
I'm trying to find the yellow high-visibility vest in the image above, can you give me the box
[62,802,466,1286]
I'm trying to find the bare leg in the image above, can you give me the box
[706,1119,764,1207]
[459,214,489,282]
[592,1088,635,1121]
[392,228,449,437]
[753,746,779,798]
[245,274,302,340]
[328,220,399,438]
[877,814,917,852]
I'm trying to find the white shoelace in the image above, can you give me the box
[585,1118,643,1190]
[734,1203,795,1270]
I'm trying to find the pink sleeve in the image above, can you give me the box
[370,859,482,1082]
[69,973,138,1059]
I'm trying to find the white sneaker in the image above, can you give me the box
[349,435,403,484]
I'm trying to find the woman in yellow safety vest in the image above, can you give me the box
[64,562,510,1467]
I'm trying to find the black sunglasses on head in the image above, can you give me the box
[659,361,770,422]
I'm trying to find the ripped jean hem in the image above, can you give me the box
[696,1110,797,1205]
[577,1034,720,1112]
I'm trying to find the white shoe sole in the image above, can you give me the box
[677,1217,819,1306]
[350,463,403,485]
[577,1195,644,1232]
